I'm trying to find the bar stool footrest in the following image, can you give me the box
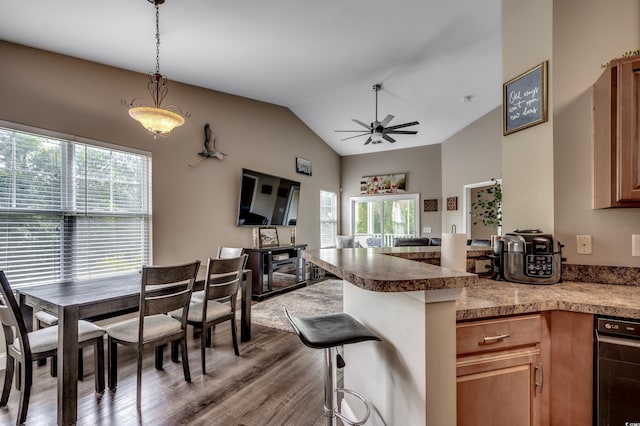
[329,387,371,426]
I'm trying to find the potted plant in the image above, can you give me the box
[470,178,502,234]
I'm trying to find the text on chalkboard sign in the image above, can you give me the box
[503,61,548,135]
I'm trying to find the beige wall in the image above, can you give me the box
[340,145,442,238]
[0,41,341,271]
[502,0,640,267]
[552,0,640,266]
[501,0,555,235]
[441,107,502,235]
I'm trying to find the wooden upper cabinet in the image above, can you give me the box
[593,54,640,208]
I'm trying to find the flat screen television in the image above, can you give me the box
[237,168,300,226]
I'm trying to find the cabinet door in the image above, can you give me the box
[618,58,640,202]
[457,350,542,426]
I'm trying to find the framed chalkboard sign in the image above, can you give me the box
[503,61,548,135]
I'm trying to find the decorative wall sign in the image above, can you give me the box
[424,199,438,212]
[360,173,406,195]
[296,157,312,176]
[258,226,279,248]
[503,61,548,135]
[446,196,458,211]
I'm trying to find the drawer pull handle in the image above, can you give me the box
[482,333,510,343]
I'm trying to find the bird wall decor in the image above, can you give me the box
[199,123,227,159]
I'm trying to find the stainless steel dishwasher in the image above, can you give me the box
[596,316,640,426]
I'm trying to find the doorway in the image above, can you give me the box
[463,180,501,239]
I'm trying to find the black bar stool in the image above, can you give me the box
[284,308,381,426]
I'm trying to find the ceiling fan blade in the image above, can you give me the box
[352,119,372,130]
[340,133,370,141]
[380,114,395,127]
[385,121,419,131]
[386,130,418,135]
[363,137,373,145]
[335,130,371,133]
[383,134,396,143]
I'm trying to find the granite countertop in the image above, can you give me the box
[457,279,640,321]
[303,248,478,292]
[380,245,492,260]
[304,248,640,321]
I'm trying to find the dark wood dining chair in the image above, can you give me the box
[105,260,200,410]
[191,246,244,305]
[0,271,106,426]
[171,255,246,373]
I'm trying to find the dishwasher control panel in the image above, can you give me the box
[597,317,640,339]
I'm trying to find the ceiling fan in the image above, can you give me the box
[336,83,419,145]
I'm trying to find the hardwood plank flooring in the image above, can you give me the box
[0,323,330,425]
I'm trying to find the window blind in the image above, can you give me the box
[0,126,151,287]
[320,190,337,248]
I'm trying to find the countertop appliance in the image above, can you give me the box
[595,316,640,425]
[491,229,563,284]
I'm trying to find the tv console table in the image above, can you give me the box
[245,244,307,301]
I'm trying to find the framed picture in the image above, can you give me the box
[424,199,438,212]
[503,61,548,135]
[258,226,279,248]
[296,157,312,176]
[360,173,406,194]
[446,196,458,211]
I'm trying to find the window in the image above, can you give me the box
[0,124,151,288]
[350,193,419,247]
[320,190,337,248]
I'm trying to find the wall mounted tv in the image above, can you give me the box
[237,168,300,226]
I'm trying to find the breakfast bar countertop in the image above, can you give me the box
[302,248,479,292]
[458,279,640,321]
[304,248,640,321]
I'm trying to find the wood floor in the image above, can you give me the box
[0,323,329,425]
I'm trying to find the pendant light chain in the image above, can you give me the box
[155,2,161,74]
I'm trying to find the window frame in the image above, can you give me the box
[0,120,152,288]
[319,190,337,249]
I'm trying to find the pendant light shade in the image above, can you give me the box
[122,0,189,137]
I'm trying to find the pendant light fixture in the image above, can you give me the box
[122,0,189,138]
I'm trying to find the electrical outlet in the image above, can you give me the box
[576,235,592,255]
[423,226,431,234]
[475,259,492,274]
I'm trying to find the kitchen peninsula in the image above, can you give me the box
[302,247,480,426]
[305,247,640,426]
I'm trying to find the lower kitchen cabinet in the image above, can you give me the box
[456,313,551,426]
[549,311,593,426]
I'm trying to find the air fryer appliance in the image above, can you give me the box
[492,229,563,285]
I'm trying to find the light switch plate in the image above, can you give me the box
[633,234,640,257]
[423,226,431,234]
[576,235,592,254]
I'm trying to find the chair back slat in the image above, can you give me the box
[140,260,200,316]
[204,256,245,302]
[0,271,32,360]
[217,246,244,259]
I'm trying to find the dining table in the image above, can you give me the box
[17,269,253,426]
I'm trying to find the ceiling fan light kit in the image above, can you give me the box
[121,0,189,138]
[336,83,419,145]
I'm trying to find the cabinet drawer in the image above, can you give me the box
[457,314,541,355]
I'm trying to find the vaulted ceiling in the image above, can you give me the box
[0,0,502,156]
